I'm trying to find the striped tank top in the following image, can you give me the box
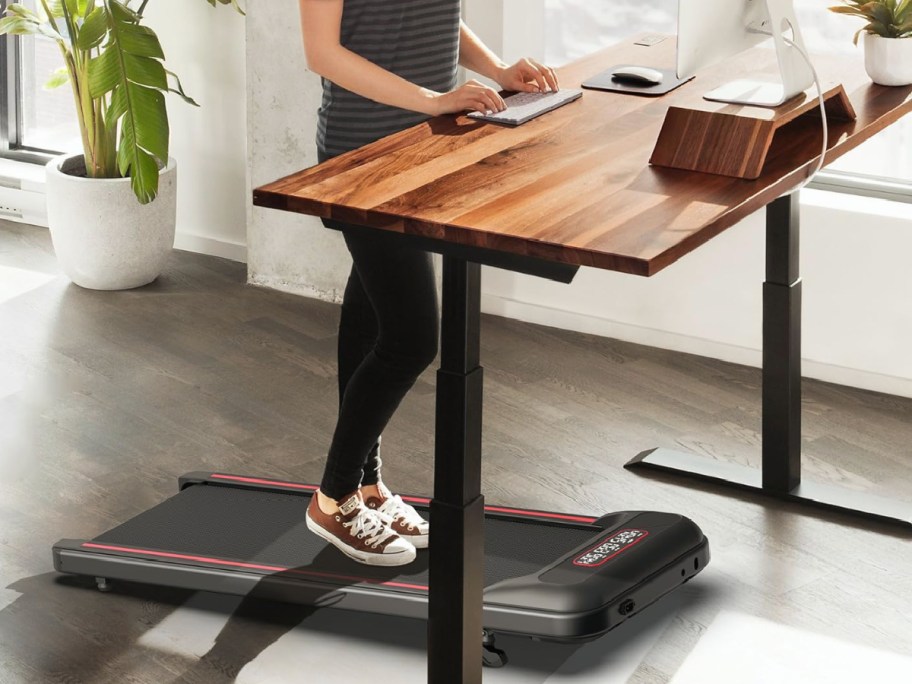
[316,0,461,158]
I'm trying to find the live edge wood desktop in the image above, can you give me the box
[253,35,912,684]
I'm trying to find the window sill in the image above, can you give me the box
[0,157,47,193]
[802,186,912,222]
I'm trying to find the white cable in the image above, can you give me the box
[781,34,829,190]
[745,28,829,191]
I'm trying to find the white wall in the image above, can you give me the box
[463,0,546,70]
[244,0,353,300]
[143,0,248,262]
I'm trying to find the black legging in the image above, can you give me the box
[318,210,439,500]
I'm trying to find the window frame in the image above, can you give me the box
[0,32,61,164]
[810,169,912,205]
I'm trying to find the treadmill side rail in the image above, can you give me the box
[52,539,430,621]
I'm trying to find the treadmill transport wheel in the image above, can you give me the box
[482,629,508,668]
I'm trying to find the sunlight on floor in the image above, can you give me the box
[671,610,912,684]
[134,589,681,683]
[0,264,55,304]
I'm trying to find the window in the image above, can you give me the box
[545,0,912,194]
[1,0,81,162]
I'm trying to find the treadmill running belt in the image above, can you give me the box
[93,484,599,589]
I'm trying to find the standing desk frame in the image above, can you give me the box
[253,35,912,683]
[627,193,912,526]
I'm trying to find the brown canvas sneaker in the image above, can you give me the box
[363,482,430,550]
[306,490,416,566]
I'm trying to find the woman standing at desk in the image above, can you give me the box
[298,0,558,566]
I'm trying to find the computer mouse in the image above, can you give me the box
[611,66,664,86]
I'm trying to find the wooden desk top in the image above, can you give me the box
[253,36,911,277]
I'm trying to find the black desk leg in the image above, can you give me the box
[763,191,802,493]
[428,255,485,683]
[627,192,912,529]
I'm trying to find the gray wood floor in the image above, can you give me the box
[1,220,910,683]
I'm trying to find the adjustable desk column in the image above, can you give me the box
[428,251,576,682]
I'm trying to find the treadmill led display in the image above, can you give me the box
[572,529,648,568]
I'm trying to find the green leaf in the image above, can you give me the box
[5,4,40,21]
[869,3,894,25]
[0,13,62,40]
[105,83,127,124]
[829,6,871,16]
[87,44,121,97]
[75,6,107,50]
[852,19,892,38]
[44,65,70,89]
[165,68,199,107]
[117,23,164,59]
[0,16,35,35]
[109,0,138,23]
[131,84,168,161]
[897,0,912,21]
[868,19,891,35]
[123,52,167,89]
[64,0,81,19]
[47,1,66,19]
[205,0,246,15]
[102,0,169,203]
[119,144,159,204]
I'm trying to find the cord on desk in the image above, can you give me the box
[749,28,829,191]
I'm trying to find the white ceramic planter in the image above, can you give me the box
[45,154,177,290]
[864,33,912,87]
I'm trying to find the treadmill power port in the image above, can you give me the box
[619,598,636,616]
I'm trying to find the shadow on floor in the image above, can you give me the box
[1,566,719,683]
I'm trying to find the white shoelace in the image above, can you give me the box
[342,507,397,547]
[376,495,429,532]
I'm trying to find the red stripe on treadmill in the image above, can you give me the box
[209,474,319,491]
[483,506,597,523]
[209,474,595,522]
[82,543,287,572]
[80,543,428,591]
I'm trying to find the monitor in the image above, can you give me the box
[677,0,815,108]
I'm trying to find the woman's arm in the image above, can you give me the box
[298,0,506,115]
[459,21,559,93]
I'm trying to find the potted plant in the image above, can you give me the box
[829,0,912,86]
[0,0,243,290]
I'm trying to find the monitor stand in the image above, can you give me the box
[703,80,791,108]
[703,0,814,108]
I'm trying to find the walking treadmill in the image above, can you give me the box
[53,471,709,665]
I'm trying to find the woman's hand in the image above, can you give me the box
[495,58,559,93]
[431,79,507,116]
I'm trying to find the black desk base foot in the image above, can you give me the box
[626,448,912,530]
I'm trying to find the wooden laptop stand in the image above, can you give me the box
[650,83,857,179]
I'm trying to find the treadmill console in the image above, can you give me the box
[572,529,649,568]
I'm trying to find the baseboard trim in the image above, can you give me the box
[481,292,912,400]
[247,274,342,304]
[173,232,247,263]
